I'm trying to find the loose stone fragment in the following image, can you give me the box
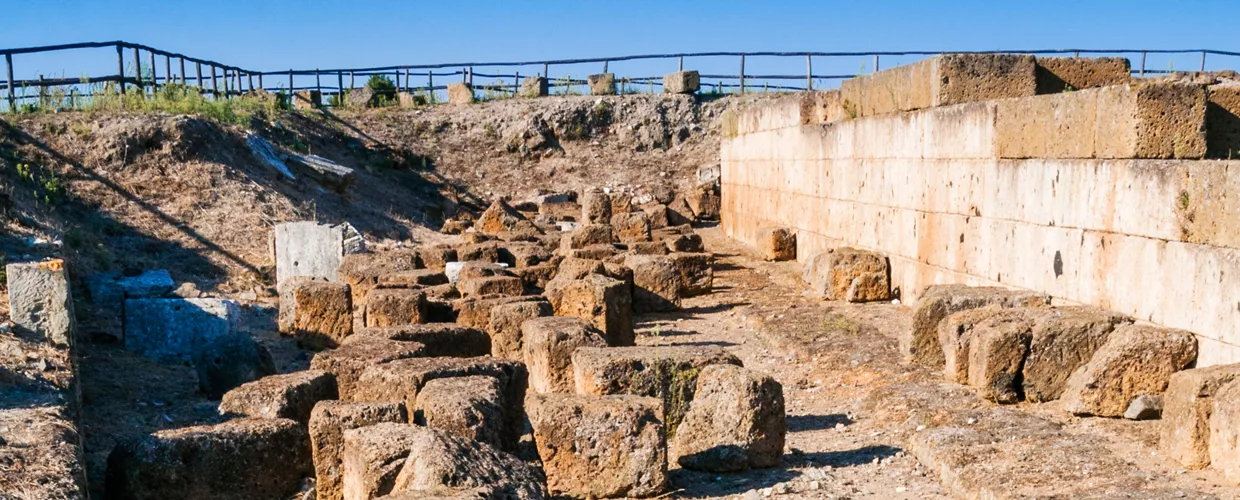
[1160,364,1240,469]
[757,228,796,261]
[310,401,408,500]
[1124,395,1164,420]
[674,365,786,471]
[1061,324,1198,417]
[390,427,547,500]
[488,300,553,360]
[413,376,505,449]
[521,316,609,393]
[219,369,338,424]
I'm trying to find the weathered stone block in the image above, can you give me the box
[642,204,672,229]
[456,242,501,263]
[967,309,1036,404]
[580,190,612,225]
[499,242,552,268]
[665,233,704,253]
[377,269,450,288]
[685,182,720,220]
[905,284,1050,367]
[572,345,742,433]
[1160,364,1240,469]
[610,193,633,215]
[85,268,173,308]
[342,422,423,500]
[628,241,668,256]
[310,401,408,500]
[310,336,427,398]
[519,76,548,98]
[566,244,617,260]
[1061,324,1198,417]
[1207,84,1240,159]
[521,316,608,394]
[664,70,701,94]
[757,227,796,261]
[413,376,504,448]
[389,428,547,499]
[587,73,616,95]
[670,252,713,297]
[840,54,1037,117]
[1208,380,1240,483]
[516,263,557,290]
[938,305,1005,384]
[194,334,276,398]
[279,278,353,349]
[416,246,458,271]
[294,90,322,110]
[364,288,428,327]
[475,199,528,235]
[804,247,889,302]
[124,298,240,362]
[447,83,474,104]
[674,365,785,471]
[219,369,338,423]
[397,92,427,107]
[526,394,667,498]
[611,211,652,243]
[338,250,420,308]
[488,300,553,360]
[457,276,524,298]
[7,260,75,347]
[1035,57,1131,94]
[553,274,634,346]
[276,221,364,288]
[350,323,490,358]
[105,418,310,500]
[453,295,545,329]
[1022,306,1132,402]
[624,255,683,312]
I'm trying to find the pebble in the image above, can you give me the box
[896,486,908,493]
[808,481,821,490]
[966,417,977,424]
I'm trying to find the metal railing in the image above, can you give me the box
[3,41,1239,111]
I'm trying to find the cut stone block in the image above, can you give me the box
[665,233,704,253]
[310,401,408,500]
[572,345,742,433]
[413,376,504,448]
[1022,306,1132,402]
[1208,380,1240,483]
[804,247,889,302]
[938,305,1005,384]
[447,261,510,284]
[364,288,428,327]
[840,53,1037,117]
[685,182,720,220]
[552,274,634,347]
[522,316,608,393]
[642,204,671,229]
[610,193,634,215]
[905,284,1050,368]
[453,295,545,330]
[587,73,616,95]
[416,246,458,271]
[526,394,667,498]
[390,428,547,500]
[338,250,420,308]
[275,221,365,288]
[757,228,796,261]
[457,276,524,298]
[566,244,617,261]
[456,243,501,263]
[516,263,557,290]
[85,269,173,307]
[488,300,553,361]
[967,309,1036,404]
[194,334,276,398]
[664,70,701,94]
[279,278,353,349]
[6,260,75,347]
[611,212,652,243]
[498,242,553,268]
[397,92,427,107]
[475,199,528,235]
[310,336,427,399]
[1061,324,1198,417]
[555,257,606,282]
[670,252,713,297]
[996,82,1207,159]
[125,298,240,362]
[377,269,450,288]
[1206,84,1240,159]
[294,90,322,110]
[351,323,490,358]
[1160,364,1240,469]
[219,369,338,424]
[624,254,684,313]
[628,241,669,256]
[353,357,528,450]
[1035,57,1131,94]
[520,76,548,98]
[342,422,422,500]
[104,418,309,500]
[674,365,785,471]
[447,83,474,104]
[580,190,612,224]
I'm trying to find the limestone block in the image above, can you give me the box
[610,193,634,215]
[488,300,553,361]
[665,233,704,253]
[342,422,423,500]
[685,182,721,220]
[294,90,322,110]
[1035,57,1131,94]
[580,190,612,224]
[364,288,428,327]
[452,295,545,329]
[85,269,173,308]
[1061,324,1198,417]
[643,204,672,229]
[475,199,528,235]
[376,269,450,288]
[674,365,785,471]
[1207,84,1240,159]
[279,278,353,349]
[840,54,1037,117]
[664,70,701,94]
[628,241,669,255]
[521,316,608,393]
[447,83,474,104]
[757,227,796,261]
[498,242,552,268]
[310,401,408,500]
[938,306,1005,384]
[670,252,713,297]
[560,224,614,254]
[804,247,889,302]
[1159,364,1240,469]
[587,73,616,95]
[552,274,634,347]
[967,309,1037,404]
[905,285,1050,368]
[526,394,667,498]
[337,250,420,308]
[457,276,523,298]
[397,92,427,107]
[456,242,501,263]
[415,246,458,271]
[351,323,490,358]
[566,244,617,261]
[572,345,742,433]
[219,369,338,424]
[310,336,427,399]
[624,255,684,312]
[519,76,548,98]
[1208,380,1240,483]
[124,298,240,362]
[6,260,75,347]
[1022,306,1132,402]
[104,418,310,500]
[412,376,505,448]
[390,428,547,499]
[193,334,276,398]
[276,221,365,288]
[611,211,652,243]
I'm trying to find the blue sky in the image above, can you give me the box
[2,1,1238,93]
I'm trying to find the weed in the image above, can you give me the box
[822,313,860,336]
[1178,190,1191,211]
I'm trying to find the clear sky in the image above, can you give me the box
[3,1,1238,92]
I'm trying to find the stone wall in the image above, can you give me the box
[721,90,1240,366]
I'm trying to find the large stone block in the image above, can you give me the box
[219,369,338,424]
[342,422,423,500]
[310,401,408,500]
[105,418,310,500]
[457,276,524,298]
[377,269,450,288]
[452,295,545,329]
[552,274,634,346]
[6,260,75,347]
[1160,364,1240,470]
[587,73,616,95]
[310,336,427,398]
[674,365,785,471]
[353,357,528,450]
[664,70,701,94]
[1209,380,1240,483]
[447,83,474,104]
[1022,306,1132,402]
[1034,57,1131,94]
[757,227,796,261]
[413,376,504,448]
[475,199,529,235]
[1061,324,1198,417]
[560,224,613,253]
[526,394,667,498]
[389,428,547,499]
[275,221,364,288]
[456,243,501,263]
[364,288,428,327]
[840,54,1037,117]
[294,90,322,110]
[905,285,1050,368]
[194,334,276,398]
[351,323,491,358]
[124,298,240,362]
[488,300,553,360]
[967,310,1037,404]
[279,278,353,349]
[685,182,720,220]
[572,345,742,433]
[519,76,548,98]
[1207,84,1240,159]
[611,212,652,243]
[670,252,713,297]
[938,306,1005,384]
[521,316,608,394]
[337,250,420,308]
[624,255,684,312]
[664,233,704,253]
[498,242,553,268]
[416,246,458,271]
[804,247,889,302]
[580,190,612,225]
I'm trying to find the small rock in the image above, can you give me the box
[1124,394,1164,420]
[808,481,820,490]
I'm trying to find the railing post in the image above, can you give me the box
[1201,51,1207,72]
[248,73,254,94]
[210,65,218,98]
[133,47,142,93]
[257,73,263,91]
[148,51,156,90]
[288,70,293,95]
[164,54,171,89]
[349,71,354,90]
[806,54,813,91]
[404,69,410,93]
[739,54,745,94]
[337,71,344,106]
[6,52,16,109]
[116,44,125,95]
[223,69,231,98]
[180,57,186,86]
[468,66,474,86]
[873,54,880,73]
[1139,52,1146,77]
[543,63,549,79]
[37,74,45,108]
[315,69,321,100]
[603,60,608,74]
[678,55,683,72]
[514,71,520,95]
[196,62,202,90]
[428,72,433,100]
